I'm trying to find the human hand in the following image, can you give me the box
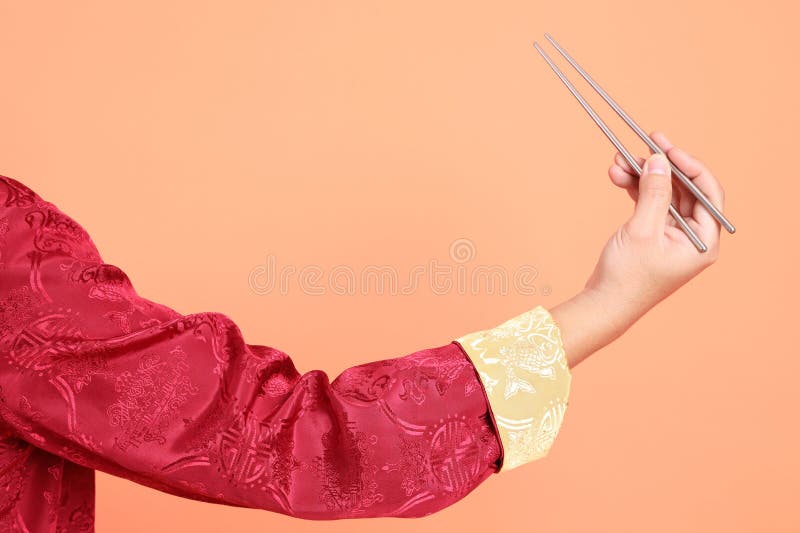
[584,130,726,327]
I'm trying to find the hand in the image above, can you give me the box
[585,130,725,325]
[551,131,726,368]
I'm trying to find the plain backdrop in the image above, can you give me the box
[0,1,797,532]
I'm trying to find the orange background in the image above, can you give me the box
[1,1,796,532]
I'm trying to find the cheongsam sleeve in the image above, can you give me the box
[0,175,572,524]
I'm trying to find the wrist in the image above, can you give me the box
[584,272,661,328]
[583,283,648,332]
[549,286,642,369]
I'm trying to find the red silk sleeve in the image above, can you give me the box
[0,175,503,529]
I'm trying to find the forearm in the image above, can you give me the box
[549,287,647,369]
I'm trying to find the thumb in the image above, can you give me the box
[630,152,673,234]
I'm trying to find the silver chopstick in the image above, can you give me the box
[533,40,708,253]
[543,33,735,234]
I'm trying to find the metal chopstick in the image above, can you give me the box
[543,33,735,234]
[532,40,708,253]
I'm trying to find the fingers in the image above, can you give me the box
[663,146,725,210]
[629,153,673,235]
[610,130,726,252]
[608,163,639,201]
[649,130,675,152]
[612,151,645,179]
[649,130,725,253]
[609,152,644,202]
[644,131,686,219]
[665,145,725,246]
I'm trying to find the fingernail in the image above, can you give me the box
[644,153,670,175]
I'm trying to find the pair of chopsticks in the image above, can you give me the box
[533,33,735,253]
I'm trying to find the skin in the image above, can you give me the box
[549,130,725,369]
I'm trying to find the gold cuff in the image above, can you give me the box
[456,305,572,472]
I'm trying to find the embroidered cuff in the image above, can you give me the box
[455,305,572,472]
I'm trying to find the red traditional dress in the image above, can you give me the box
[0,175,572,531]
